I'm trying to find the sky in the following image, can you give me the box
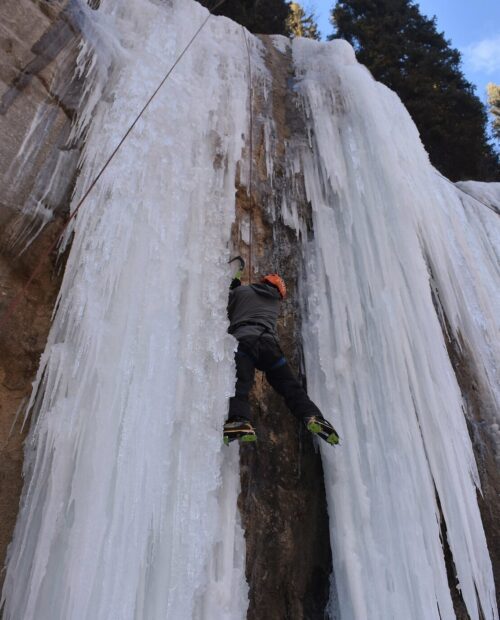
[311,0,500,104]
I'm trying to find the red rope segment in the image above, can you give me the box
[0,0,227,333]
[242,26,254,282]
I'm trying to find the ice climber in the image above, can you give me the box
[223,267,340,446]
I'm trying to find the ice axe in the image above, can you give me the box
[229,255,245,279]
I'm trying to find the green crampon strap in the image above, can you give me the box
[307,420,340,445]
[240,433,257,443]
[223,432,257,446]
[327,433,340,445]
[307,420,323,434]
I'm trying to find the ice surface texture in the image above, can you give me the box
[2,1,252,619]
[294,38,499,620]
[2,2,499,620]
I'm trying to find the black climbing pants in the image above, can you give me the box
[228,332,322,423]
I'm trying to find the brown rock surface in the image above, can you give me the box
[0,0,86,585]
[0,222,65,587]
[232,38,333,619]
[0,0,89,245]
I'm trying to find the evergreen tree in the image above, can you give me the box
[287,2,321,40]
[330,0,499,181]
[198,0,290,35]
[487,83,500,143]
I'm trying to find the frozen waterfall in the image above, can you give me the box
[293,38,499,620]
[2,1,498,619]
[2,2,252,618]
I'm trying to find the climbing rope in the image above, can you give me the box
[0,0,227,332]
[242,26,255,282]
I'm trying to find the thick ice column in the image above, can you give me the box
[2,1,252,618]
[294,38,498,620]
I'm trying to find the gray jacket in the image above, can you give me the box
[228,283,281,339]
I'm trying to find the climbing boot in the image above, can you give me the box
[305,415,340,445]
[223,419,257,446]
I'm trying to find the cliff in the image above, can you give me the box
[0,2,498,619]
[0,0,86,582]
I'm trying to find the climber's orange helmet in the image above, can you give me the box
[261,273,286,299]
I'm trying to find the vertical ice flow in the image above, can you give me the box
[2,1,253,618]
[294,38,498,620]
[3,3,499,620]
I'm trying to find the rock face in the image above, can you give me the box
[0,0,87,582]
[435,297,500,612]
[232,39,333,619]
[0,223,64,586]
[0,4,498,618]
[0,0,88,226]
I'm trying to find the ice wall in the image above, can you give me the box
[2,1,499,619]
[294,38,499,620]
[1,1,255,618]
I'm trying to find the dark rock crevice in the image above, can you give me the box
[427,261,500,614]
[232,38,333,620]
[435,489,471,620]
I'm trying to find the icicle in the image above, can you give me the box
[3,3,498,620]
[294,37,498,620]
[2,1,253,618]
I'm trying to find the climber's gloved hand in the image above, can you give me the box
[230,270,243,290]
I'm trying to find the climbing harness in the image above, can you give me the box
[241,25,255,281]
[0,0,228,332]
